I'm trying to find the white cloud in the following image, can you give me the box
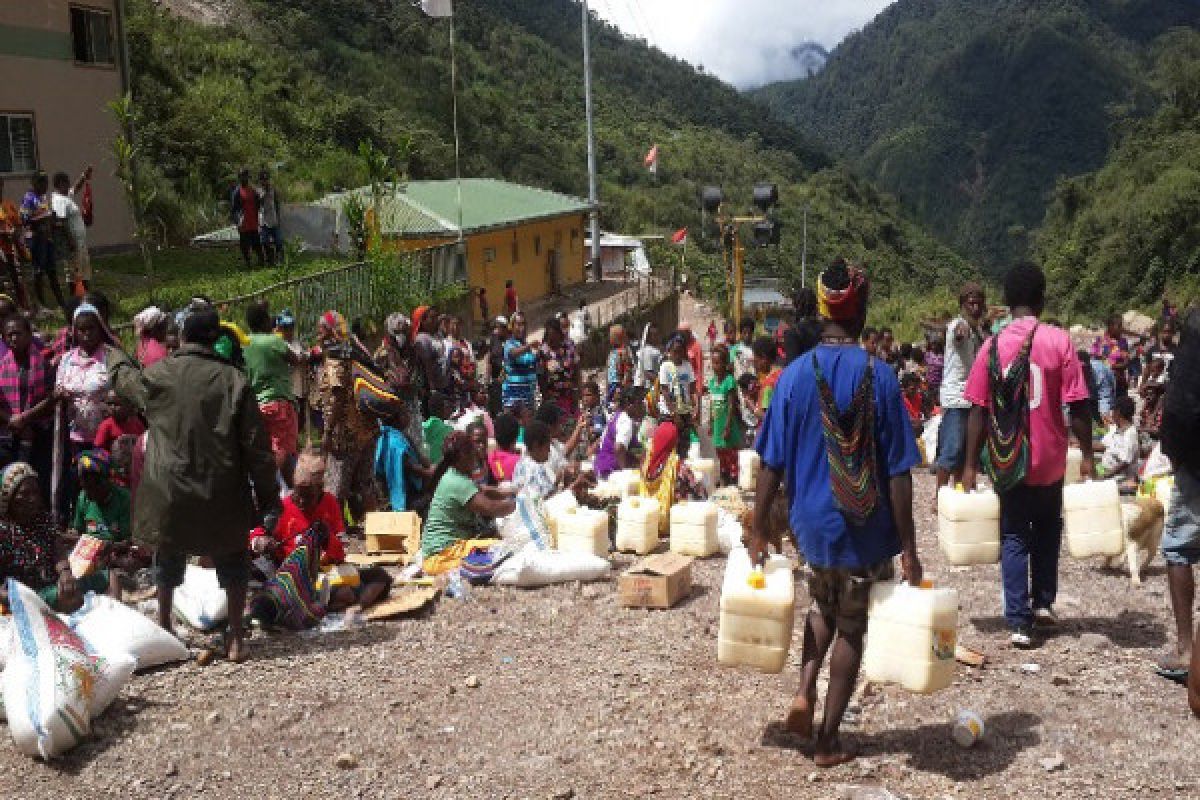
[590,0,895,88]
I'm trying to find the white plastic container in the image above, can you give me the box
[737,450,761,492]
[1065,447,1083,485]
[717,548,795,673]
[543,490,579,549]
[670,501,719,557]
[863,581,958,694]
[1064,479,1124,558]
[607,469,643,499]
[555,507,610,558]
[937,487,1001,565]
[616,496,661,555]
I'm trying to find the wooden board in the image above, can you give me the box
[344,553,406,568]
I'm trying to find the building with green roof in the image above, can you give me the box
[323,178,594,318]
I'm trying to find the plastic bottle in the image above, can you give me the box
[445,569,472,601]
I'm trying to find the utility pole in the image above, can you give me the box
[582,0,602,282]
[801,206,808,288]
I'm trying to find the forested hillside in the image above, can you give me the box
[754,0,1200,272]
[1036,29,1200,317]
[126,0,969,306]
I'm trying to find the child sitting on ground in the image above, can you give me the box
[250,453,391,612]
[67,450,144,597]
[422,391,454,465]
[489,413,522,483]
[93,389,146,454]
[375,403,435,515]
[1098,395,1140,493]
[511,420,592,503]
[454,384,494,439]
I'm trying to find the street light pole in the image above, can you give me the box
[582,0,602,282]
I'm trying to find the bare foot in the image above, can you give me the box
[225,635,249,664]
[813,736,857,768]
[784,695,816,739]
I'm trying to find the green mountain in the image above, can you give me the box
[126,0,970,312]
[754,0,1200,272]
[1036,28,1200,317]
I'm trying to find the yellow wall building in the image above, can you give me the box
[331,179,592,321]
[0,1,135,249]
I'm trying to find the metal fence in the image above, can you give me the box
[114,244,459,343]
[588,274,674,330]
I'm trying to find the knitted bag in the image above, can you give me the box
[813,353,880,527]
[984,324,1039,493]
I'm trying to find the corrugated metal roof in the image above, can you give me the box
[321,179,592,238]
[743,287,791,308]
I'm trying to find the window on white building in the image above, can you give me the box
[0,115,38,174]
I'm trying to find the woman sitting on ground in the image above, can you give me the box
[422,431,516,575]
[250,453,392,612]
[640,420,707,535]
[593,386,648,479]
[0,462,105,612]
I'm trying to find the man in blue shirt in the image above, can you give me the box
[750,259,922,769]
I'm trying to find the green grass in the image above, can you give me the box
[92,246,355,325]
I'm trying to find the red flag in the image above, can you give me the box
[644,144,659,170]
[671,227,688,245]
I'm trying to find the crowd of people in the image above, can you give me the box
[0,248,1197,762]
[0,168,97,314]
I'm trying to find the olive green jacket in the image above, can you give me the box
[108,344,280,556]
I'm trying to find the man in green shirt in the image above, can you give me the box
[244,301,302,469]
[422,431,515,575]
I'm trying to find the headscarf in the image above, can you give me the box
[318,310,349,343]
[817,262,869,322]
[0,462,37,518]
[644,421,679,480]
[276,308,296,329]
[293,452,326,486]
[386,312,410,339]
[73,302,100,324]
[133,306,167,335]
[76,449,110,481]
[411,306,431,344]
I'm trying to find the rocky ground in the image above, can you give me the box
[1,473,1197,799]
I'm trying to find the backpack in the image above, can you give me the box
[984,324,1039,493]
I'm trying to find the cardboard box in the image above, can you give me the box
[364,511,422,561]
[619,553,693,609]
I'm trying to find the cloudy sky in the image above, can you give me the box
[590,0,896,88]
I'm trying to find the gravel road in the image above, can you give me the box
[2,474,1197,799]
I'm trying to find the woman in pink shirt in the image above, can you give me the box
[133,306,170,368]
